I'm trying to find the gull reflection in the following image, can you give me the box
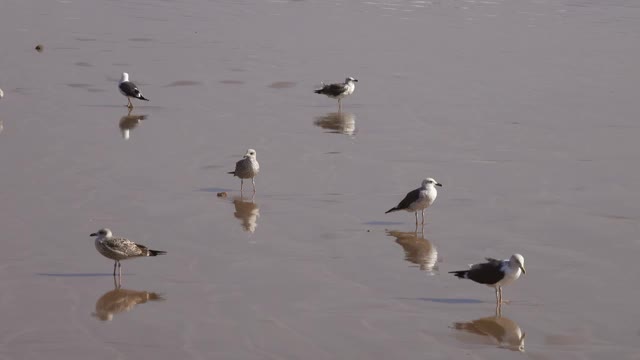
[313,112,356,136]
[119,110,148,140]
[386,229,438,273]
[452,304,525,352]
[0,120,3,135]
[92,276,164,321]
[232,196,260,233]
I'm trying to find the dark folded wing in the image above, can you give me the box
[466,260,505,284]
[319,83,348,97]
[119,81,142,98]
[394,188,421,210]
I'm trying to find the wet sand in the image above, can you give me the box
[1,0,640,358]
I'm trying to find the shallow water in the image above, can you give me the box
[1,0,640,358]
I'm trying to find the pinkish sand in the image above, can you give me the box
[1,0,640,359]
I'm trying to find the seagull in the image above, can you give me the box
[449,254,526,304]
[118,72,149,109]
[314,76,358,111]
[0,87,4,99]
[385,178,442,225]
[228,149,260,193]
[90,228,166,277]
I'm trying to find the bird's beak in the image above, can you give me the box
[436,183,443,187]
[519,264,526,274]
[353,79,359,82]
[90,233,97,237]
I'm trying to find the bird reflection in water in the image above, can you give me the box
[119,109,148,140]
[386,228,438,273]
[452,304,526,352]
[92,276,164,321]
[232,196,260,233]
[313,112,356,137]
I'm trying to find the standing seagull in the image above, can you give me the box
[314,77,358,112]
[449,254,526,304]
[90,228,166,277]
[228,149,260,193]
[385,178,442,225]
[118,72,149,109]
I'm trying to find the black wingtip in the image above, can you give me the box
[227,171,235,175]
[149,250,167,256]
[139,96,149,101]
[314,89,322,94]
[448,270,468,279]
[385,207,397,214]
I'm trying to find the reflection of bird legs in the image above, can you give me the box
[113,272,122,289]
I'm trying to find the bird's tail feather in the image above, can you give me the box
[314,89,323,94]
[449,270,469,279]
[148,249,167,256]
[227,171,235,175]
[148,293,166,301]
[385,207,398,214]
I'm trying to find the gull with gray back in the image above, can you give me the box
[228,149,260,194]
[314,76,358,111]
[385,178,442,225]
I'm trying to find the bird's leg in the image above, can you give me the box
[495,288,500,304]
[252,178,256,193]
[113,261,117,276]
[118,261,122,277]
[421,210,425,225]
[338,99,342,113]
[498,287,511,304]
[127,97,133,109]
[495,302,502,317]
[414,212,418,225]
[240,179,244,194]
[499,287,509,304]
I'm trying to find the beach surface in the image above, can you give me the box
[1,0,639,358]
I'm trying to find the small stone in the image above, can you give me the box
[217,192,227,198]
